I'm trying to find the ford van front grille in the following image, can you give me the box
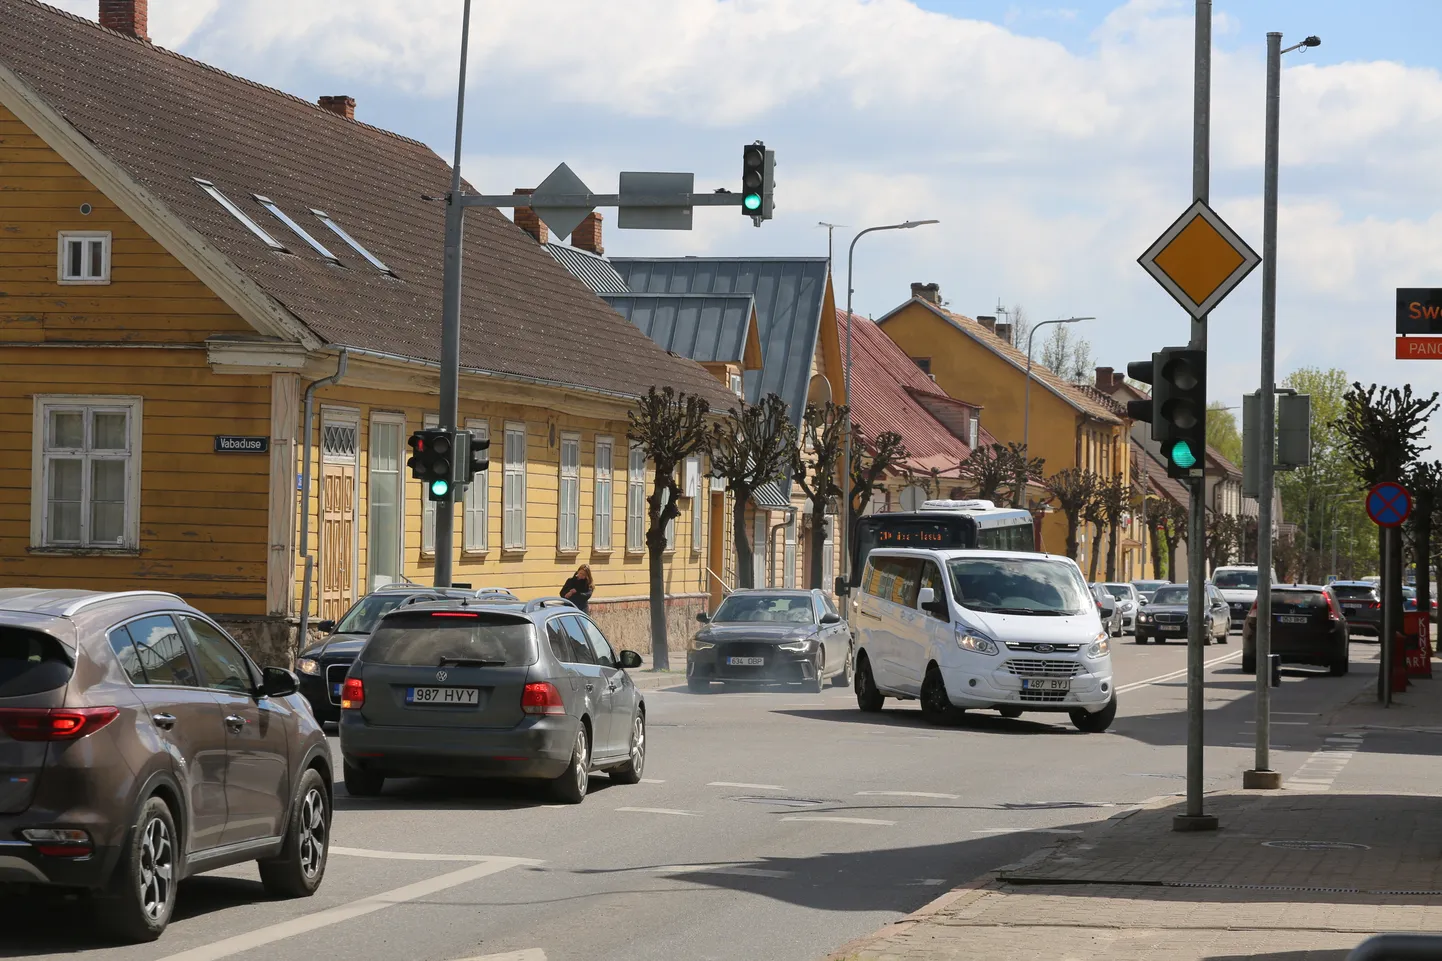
[1003,659,1081,677]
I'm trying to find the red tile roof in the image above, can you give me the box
[839,310,988,475]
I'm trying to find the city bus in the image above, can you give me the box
[843,499,1036,593]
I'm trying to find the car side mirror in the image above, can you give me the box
[918,587,935,607]
[618,650,643,669]
[316,619,336,633]
[820,612,842,625]
[262,666,299,698]
[834,576,851,597]
[696,611,710,624]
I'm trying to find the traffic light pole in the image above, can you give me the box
[434,0,474,588]
[1176,0,1218,833]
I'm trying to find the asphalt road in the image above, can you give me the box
[4,631,1385,961]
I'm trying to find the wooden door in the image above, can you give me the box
[319,414,358,622]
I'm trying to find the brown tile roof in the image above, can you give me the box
[878,299,1122,425]
[1205,445,1242,477]
[0,0,730,407]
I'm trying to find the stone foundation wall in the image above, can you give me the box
[587,592,708,657]
[216,615,296,668]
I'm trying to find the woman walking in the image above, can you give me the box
[561,564,595,613]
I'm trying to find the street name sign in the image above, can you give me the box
[1139,199,1261,319]
[1367,481,1411,528]
[1394,288,1442,359]
[214,435,268,453]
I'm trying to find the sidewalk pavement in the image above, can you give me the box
[629,650,687,691]
[825,688,1442,961]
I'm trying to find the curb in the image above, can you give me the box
[631,670,687,692]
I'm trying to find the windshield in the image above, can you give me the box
[1213,571,1258,589]
[362,612,536,667]
[1152,586,1189,605]
[1272,591,1328,613]
[1103,585,1132,601]
[1332,585,1378,601]
[711,594,816,624]
[335,593,415,635]
[947,557,1090,616]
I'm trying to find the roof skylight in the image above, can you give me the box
[310,209,393,275]
[254,196,338,263]
[193,179,285,251]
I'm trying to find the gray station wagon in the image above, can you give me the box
[0,589,332,943]
[339,597,646,803]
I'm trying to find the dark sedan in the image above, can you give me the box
[296,585,516,723]
[1134,583,1229,645]
[687,589,852,693]
[1242,585,1348,675]
[1331,581,1381,638]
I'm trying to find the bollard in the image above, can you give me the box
[1269,653,1281,688]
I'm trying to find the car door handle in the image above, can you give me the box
[224,714,246,732]
[860,611,882,621]
[151,712,177,730]
[585,683,595,693]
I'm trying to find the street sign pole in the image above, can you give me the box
[1367,481,1413,705]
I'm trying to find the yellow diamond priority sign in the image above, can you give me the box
[1138,200,1260,319]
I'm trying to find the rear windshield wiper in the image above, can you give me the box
[437,656,507,667]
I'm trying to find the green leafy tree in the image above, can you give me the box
[1206,401,1243,468]
[1407,461,1442,631]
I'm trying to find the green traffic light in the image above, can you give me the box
[1170,440,1197,469]
[743,194,762,211]
[430,478,450,497]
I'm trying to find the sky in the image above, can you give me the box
[47,0,1442,433]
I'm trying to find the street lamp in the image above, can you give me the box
[1023,317,1093,471]
[1250,29,1320,788]
[840,219,940,584]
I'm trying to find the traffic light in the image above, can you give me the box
[1154,347,1206,479]
[1124,356,1157,428]
[406,428,455,500]
[741,141,774,225]
[467,431,491,480]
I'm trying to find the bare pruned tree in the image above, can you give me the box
[791,402,850,590]
[850,428,908,526]
[1041,467,1097,561]
[706,393,796,590]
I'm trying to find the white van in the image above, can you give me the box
[853,548,1116,732]
[1211,565,1279,629]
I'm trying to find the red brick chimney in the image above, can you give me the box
[1112,371,1126,391]
[318,96,356,120]
[512,189,547,244]
[1094,366,1114,392]
[99,0,148,40]
[570,212,604,255]
[977,315,997,333]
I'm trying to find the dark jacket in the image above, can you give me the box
[561,576,594,613]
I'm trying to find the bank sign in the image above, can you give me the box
[1396,288,1442,358]
[214,435,269,453]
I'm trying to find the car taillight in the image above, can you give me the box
[521,682,566,716]
[340,677,364,709]
[1369,601,1381,610]
[23,828,92,857]
[0,707,119,742]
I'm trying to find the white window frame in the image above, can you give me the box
[57,231,111,285]
[31,395,142,550]
[663,486,676,554]
[503,422,527,550]
[627,443,646,554]
[783,513,797,588]
[367,412,406,589]
[689,455,703,553]
[558,432,581,553]
[730,373,744,398]
[463,419,489,553]
[753,511,768,587]
[421,413,438,555]
[594,437,614,552]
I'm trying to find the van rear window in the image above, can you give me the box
[0,627,73,697]
[361,612,536,668]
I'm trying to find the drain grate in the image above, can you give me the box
[732,796,827,807]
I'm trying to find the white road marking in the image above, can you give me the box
[1116,651,1243,694]
[708,781,784,790]
[972,827,1083,835]
[455,952,547,961]
[781,815,896,825]
[615,806,698,816]
[152,857,536,961]
[654,863,790,878]
[1283,733,1364,792]
[640,778,666,784]
[1276,712,1320,716]
[1244,720,1309,726]
[330,847,517,862]
[855,791,960,799]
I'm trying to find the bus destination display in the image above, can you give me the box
[875,522,952,547]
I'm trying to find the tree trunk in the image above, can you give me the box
[647,537,669,671]
[1417,507,1432,641]
[1064,516,1079,560]
[807,503,827,589]
[1088,523,1101,581]
[1148,521,1164,580]
[1105,521,1118,582]
[1166,535,1178,582]
[732,493,753,590]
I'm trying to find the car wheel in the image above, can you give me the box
[343,761,385,798]
[1135,633,1147,644]
[855,654,884,712]
[687,677,710,694]
[96,796,178,943]
[832,645,856,688]
[1241,655,1256,674]
[805,652,826,693]
[999,707,1023,719]
[610,712,646,784]
[1331,653,1349,676]
[259,768,330,898]
[1069,695,1118,733]
[920,666,957,726]
[550,725,590,804]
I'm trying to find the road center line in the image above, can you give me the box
[152,858,534,961]
[615,806,698,816]
[781,816,895,826]
[330,847,530,862]
[973,827,1084,835]
[855,791,960,799]
[1116,651,1243,694]
[708,781,784,790]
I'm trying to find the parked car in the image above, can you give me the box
[1131,579,1170,604]
[1134,582,1230,644]
[295,585,517,723]
[1213,565,1278,631]
[1331,581,1382,638]
[1403,586,1437,615]
[1090,584,1124,637]
[1242,585,1349,675]
[339,597,645,803]
[1099,582,1141,634]
[0,588,331,942]
[687,589,853,693]
[852,548,1116,732]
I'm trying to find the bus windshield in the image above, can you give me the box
[852,510,1034,584]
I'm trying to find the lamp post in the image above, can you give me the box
[1023,316,1092,481]
[839,219,940,585]
[1247,29,1321,791]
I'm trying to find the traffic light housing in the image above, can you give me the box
[467,431,491,480]
[1155,347,1206,479]
[741,141,774,226]
[1124,357,1157,428]
[406,428,456,500]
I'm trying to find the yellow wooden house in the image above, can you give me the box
[0,0,734,662]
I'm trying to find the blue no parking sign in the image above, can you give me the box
[1367,482,1412,528]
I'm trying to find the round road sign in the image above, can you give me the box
[1367,481,1412,528]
